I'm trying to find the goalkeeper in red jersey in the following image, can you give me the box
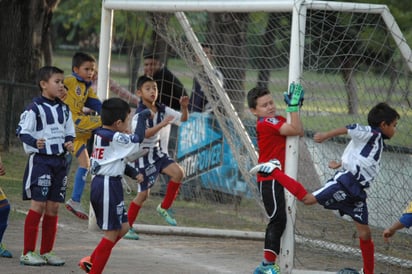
[247,83,306,274]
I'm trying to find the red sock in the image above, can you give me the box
[90,237,115,274]
[23,209,42,255]
[161,181,180,209]
[273,169,308,200]
[127,202,141,227]
[40,214,58,254]
[359,238,374,274]
[264,250,277,263]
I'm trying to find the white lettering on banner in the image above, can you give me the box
[179,143,222,178]
[179,118,206,152]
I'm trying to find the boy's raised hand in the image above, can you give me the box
[179,96,189,108]
[284,82,304,112]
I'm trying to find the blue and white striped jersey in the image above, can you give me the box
[16,96,75,155]
[131,102,182,150]
[90,128,142,177]
[340,123,385,187]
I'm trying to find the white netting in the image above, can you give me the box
[102,1,412,273]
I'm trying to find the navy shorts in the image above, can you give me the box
[22,153,68,202]
[313,176,368,225]
[90,175,127,230]
[135,151,175,192]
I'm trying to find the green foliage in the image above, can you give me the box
[348,0,412,43]
[53,2,151,51]
[53,1,102,46]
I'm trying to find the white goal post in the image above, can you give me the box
[97,1,412,274]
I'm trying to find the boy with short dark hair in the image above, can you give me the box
[247,83,305,274]
[16,66,75,266]
[251,101,400,274]
[78,97,150,273]
[64,52,102,220]
[124,75,189,240]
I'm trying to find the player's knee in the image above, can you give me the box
[357,226,372,240]
[135,191,148,204]
[170,164,185,182]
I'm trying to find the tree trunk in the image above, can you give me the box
[257,13,290,88]
[0,0,53,150]
[341,65,358,115]
[42,0,60,65]
[208,13,249,117]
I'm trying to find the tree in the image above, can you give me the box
[208,13,250,116]
[0,0,59,150]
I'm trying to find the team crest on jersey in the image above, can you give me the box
[115,133,130,144]
[76,85,82,96]
[265,117,279,125]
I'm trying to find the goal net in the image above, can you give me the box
[99,1,412,273]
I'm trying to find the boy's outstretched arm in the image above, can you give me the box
[383,221,405,242]
[314,127,347,143]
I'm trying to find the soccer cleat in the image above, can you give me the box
[249,159,282,176]
[0,243,12,258]
[156,204,177,226]
[253,262,281,274]
[79,256,92,273]
[66,198,89,220]
[41,252,65,266]
[20,251,46,266]
[123,228,140,240]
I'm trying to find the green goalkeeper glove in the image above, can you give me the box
[284,82,304,112]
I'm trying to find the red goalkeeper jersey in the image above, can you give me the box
[256,115,286,182]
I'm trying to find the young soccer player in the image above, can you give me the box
[251,101,400,274]
[247,84,305,274]
[64,52,102,220]
[16,66,75,266]
[78,98,150,273]
[123,75,189,240]
[383,201,412,241]
[0,155,12,258]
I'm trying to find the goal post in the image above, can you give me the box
[280,2,307,272]
[98,1,412,273]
